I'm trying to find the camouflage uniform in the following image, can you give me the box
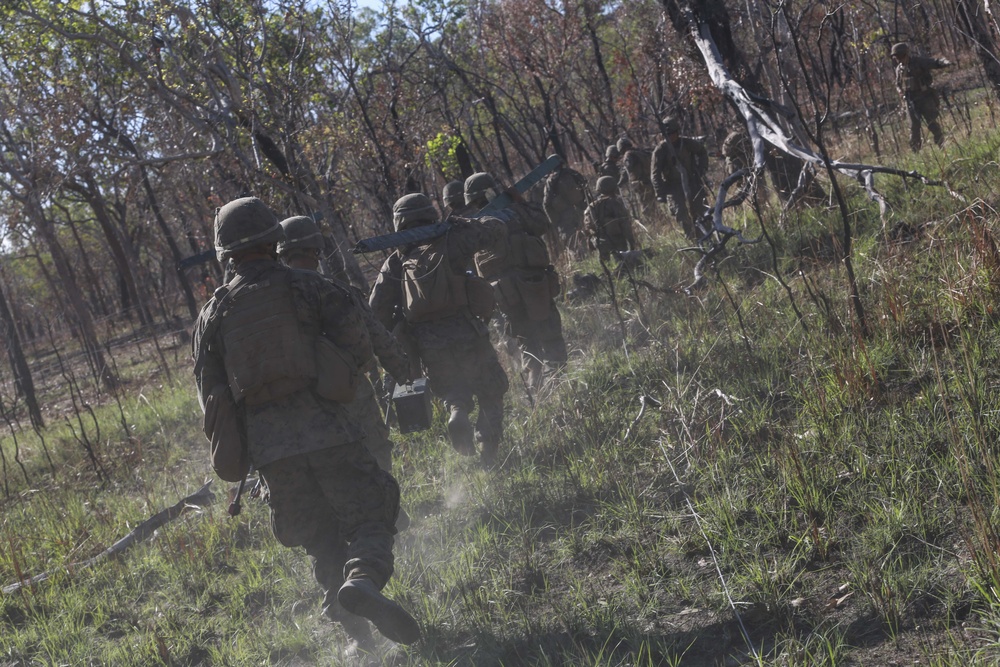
[194,198,419,647]
[584,178,636,262]
[369,207,510,462]
[475,204,568,389]
[618,140,657,222]
[652,119,709,240]
[342,288,412,471]
[722,128,753,176]
[542,165,589,255]
[277,216,410,473]
[596,145,622,183]
[193,259,401,619]
[892,42,948,151]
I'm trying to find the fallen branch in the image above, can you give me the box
[3,481,216,595]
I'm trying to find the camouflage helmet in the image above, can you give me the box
[596,176,617,196]
[392,193,438,232]
[214,196,283,261]
[443,180,465,209]
[464,172,498,206]
[662,116,681,134]
[891,42,909,57]
[605,145,620,161]
[616,137,633,153]
[276,216,323,255]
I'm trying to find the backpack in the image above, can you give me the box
[401,233,469,322]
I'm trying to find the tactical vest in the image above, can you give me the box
[402,234,471,323]
[218,271,318,405]
[898,62,933,96]
[588,197,628,241]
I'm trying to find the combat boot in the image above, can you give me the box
[338,576,421,645]
[447,406,475,455]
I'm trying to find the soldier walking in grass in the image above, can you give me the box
[596,144,622,183]
[192,197,420,652]
[652,116,709,240]
[617,137,657,223]
[465,172,569,391]
[274,214,414,652]
[891,41,950,151]
[369,193,510,466]
[542,162,589,257]
[584,176,638,263]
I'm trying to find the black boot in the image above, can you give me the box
[338,577,421,645]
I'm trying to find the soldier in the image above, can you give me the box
[442,180,467,217]
[276,215,411,474]
[192,197,420,650]
[275,214,413,650]
[891,41,950,151]
[652,116,709,240]
[465,172,568,390]
[617,137,657,222]
[721,127,753,177]
[542,162,589,256]
[596,144,622,183]
[584,176,637,263]
[369,194,510,466]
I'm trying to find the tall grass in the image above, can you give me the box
[7,130,1000,665]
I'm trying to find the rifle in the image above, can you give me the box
[352,154,563,254]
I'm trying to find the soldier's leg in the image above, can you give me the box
[906,103,922,151]
[471,337,510,464]
[420,344,477,455]
[919,96,944,147]
[305,444,421,645]
[257,455,372,644]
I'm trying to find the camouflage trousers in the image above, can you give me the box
[905,93,944,151]
[628,181,659,223]
[258,443,400,610]
[661,185,708,240]
[503,301,568,389]
[418,335,509,447]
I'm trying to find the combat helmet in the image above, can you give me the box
[605,145,620,161]
[393,193,438,232]
[596,176,617,196]
[443,180,465,209]
[616,137,633,153]
[891,42,909,58]
[464,172,498,206]
[276,216,323,255]
[214,196,283,261]
[662,116,681,134]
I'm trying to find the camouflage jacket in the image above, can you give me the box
[895,56,948,98]
[652,136,709,200]
[543,167,588,219]
[192,259,373,467]
[622,148,652,186]
[584,195,635,251]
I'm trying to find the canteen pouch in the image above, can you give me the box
[514,270,552,321]
[203,384,250,483]
[466,273,496,320]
